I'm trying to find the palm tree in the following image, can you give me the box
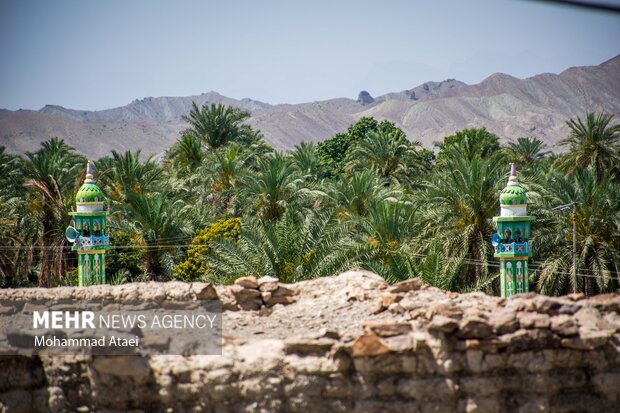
[22,138,85,286]
[204,209,358,283]
[503,137,547,166]
[416,154,504,291]
[240,153,318,221]
[290,142,320,182]
[207,144,247,192]
[0,147,23,199]
[0,196,37,286]
[165,133,205,174]
[0,147,36,285]
[555,112,620,181]
[121,193,193,280]
[195,144,253,216]
[356,200,420,283]
[101,150,163,204]
[345,129,422,184]
[328,170,399,218]
[182,102,251,150]
[417,240,466,291]
[436,127,502,163]
[531,166,620,295]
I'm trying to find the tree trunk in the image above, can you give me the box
[39,208,63,287]
[39,213,53,287]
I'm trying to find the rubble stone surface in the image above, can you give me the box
[1,269,619,412]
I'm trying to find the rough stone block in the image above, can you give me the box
[550,314,578,336]
[364,322,412,337]
[458,317,494,339]
[92,356,151,378]
[388,278,424,293]
[257,276,279,292]
[351,333,391,357]
[234,276,259,290]
[428,315,459,333]
[190,282,218,300]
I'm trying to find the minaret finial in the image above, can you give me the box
[84,160,95,183]
[508,163,519,185]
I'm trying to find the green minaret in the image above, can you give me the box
[493,163,535,297]
[65,161,110,286]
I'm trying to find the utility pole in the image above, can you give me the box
[553,202,578,294]
[572,202,577,294]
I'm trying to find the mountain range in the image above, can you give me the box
[1,55,619,159]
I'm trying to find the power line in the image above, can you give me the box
[1,241,619,280]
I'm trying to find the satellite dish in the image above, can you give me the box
[65,226,78,243]
[491,233,501,247]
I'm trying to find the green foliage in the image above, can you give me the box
[0,147,32,285]
[4,107,620,297]
[121,192,193,280]
[417,241,465,291]
[54,268,78,287]
[328,170,399,218]
[316,132,356,178]
[173,218,241,282]
[417,148,436,170]
[204,209,358,284]
[555,112,620,181]
[182,102,251,149]
[239,152,318,221]
[503,137,547,166]
[316,117,379,177]
[23,138,85,286]
[99,150,163,204]
[105,230,143,279]
[165,133,205,174]
[316,117,424,180]
[348,117,381,140]
[530,166,620,295]
[208,144,246,192]
[0,146,24,199]
[291,142,320,182]
[345,128,425,185]
[416,152,503,292]
[356,201,419,283]
[436,127,501,162]
[108,269,131,285]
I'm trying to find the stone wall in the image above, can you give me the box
[1,270,619,413]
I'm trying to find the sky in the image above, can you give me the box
[0,0,619,111]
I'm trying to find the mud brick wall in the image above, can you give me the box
[0,271,619,413]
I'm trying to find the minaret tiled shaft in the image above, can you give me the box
[493,163,535,297]
[66,160,110,285]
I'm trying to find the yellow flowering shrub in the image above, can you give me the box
[173,218,241,281]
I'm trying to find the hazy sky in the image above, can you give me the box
[1,0,619,110]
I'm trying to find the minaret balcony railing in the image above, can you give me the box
[75,235,110,247]
[494,241,533,256]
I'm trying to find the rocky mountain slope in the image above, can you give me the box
[1,55,619,158]
[1,270,619,412]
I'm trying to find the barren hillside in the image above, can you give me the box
[1,55,619,158]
